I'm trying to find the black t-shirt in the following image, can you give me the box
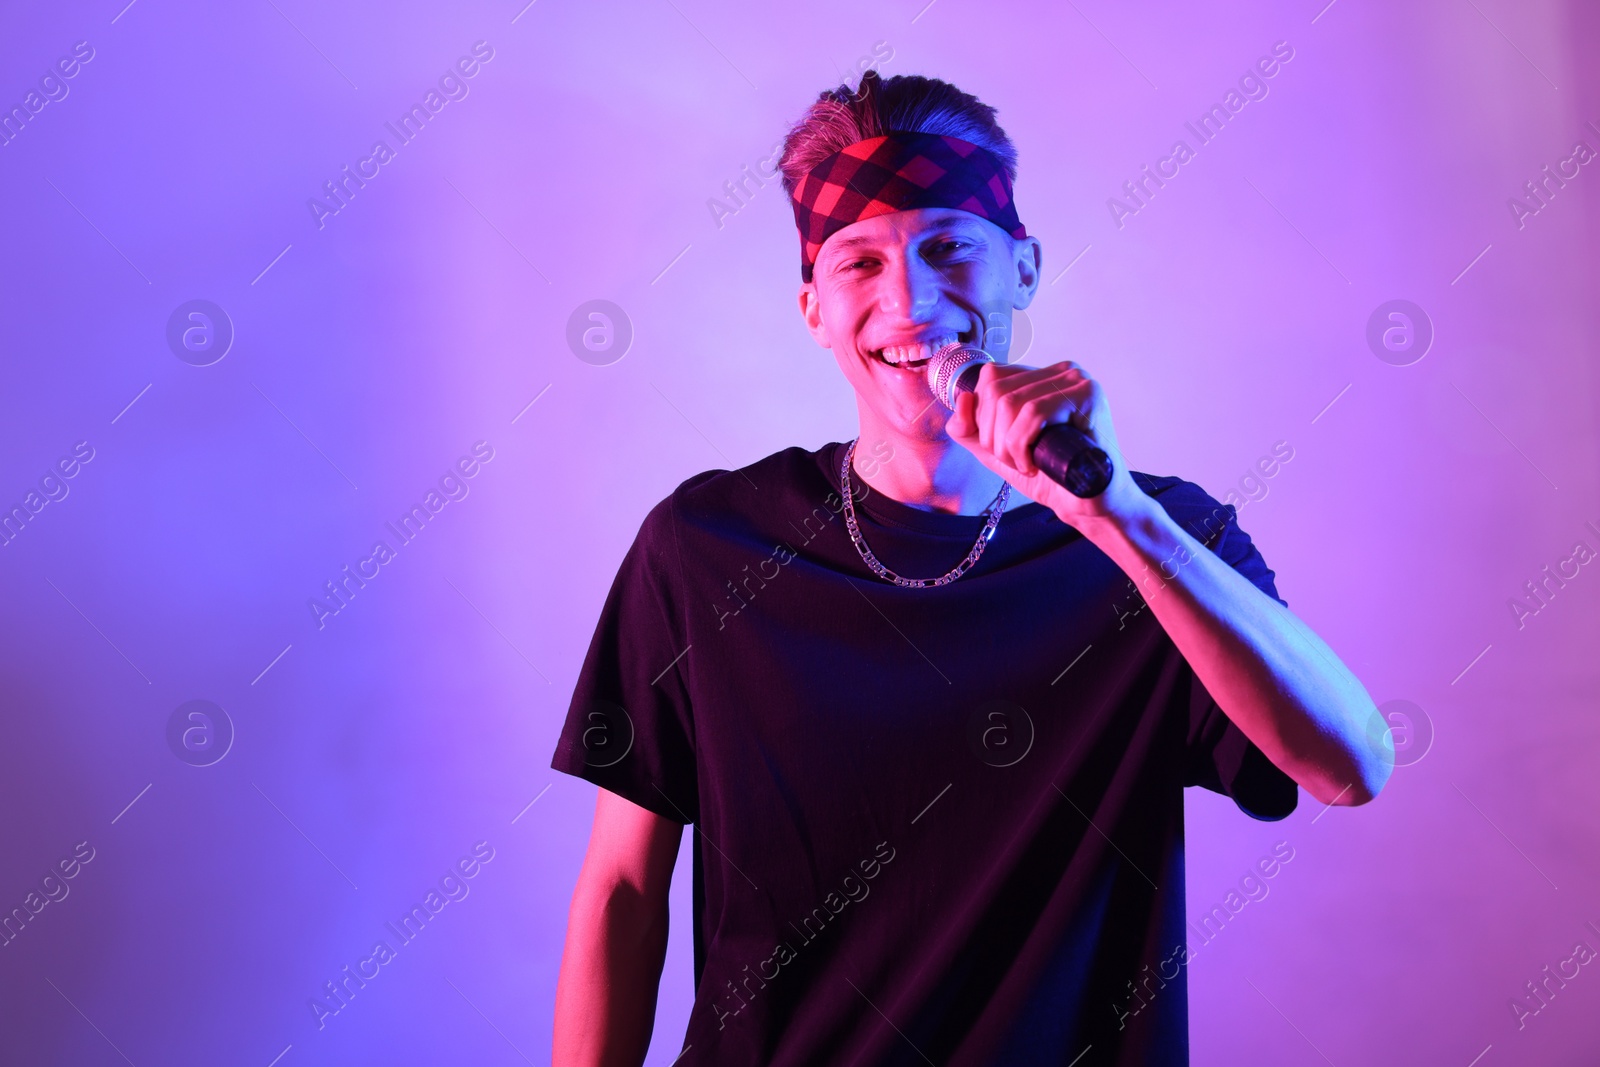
[551,441,1297,1066]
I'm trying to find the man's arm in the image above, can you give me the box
[947,359,1391,806]
[553,788,684,1067]
[1078,496,1391,806]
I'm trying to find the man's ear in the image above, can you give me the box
[1013,235,1043,311]
[799,284,831,348]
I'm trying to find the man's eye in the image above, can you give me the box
[931,240,968,254]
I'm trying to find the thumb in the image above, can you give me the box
[946,391,977,440]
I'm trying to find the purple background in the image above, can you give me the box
[1,0,1597,1063]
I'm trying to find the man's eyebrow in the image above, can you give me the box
[825,235,880,251]
[823,218,988,253]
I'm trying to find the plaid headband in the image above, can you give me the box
[789,131,1026,282]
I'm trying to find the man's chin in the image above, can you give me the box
[878,389,956,439]
[842,354,950,432]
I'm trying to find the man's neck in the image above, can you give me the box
[851,419,1035,516]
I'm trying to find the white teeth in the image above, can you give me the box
[877,336,958,365]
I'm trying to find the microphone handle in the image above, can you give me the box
[1032,421,1113,499]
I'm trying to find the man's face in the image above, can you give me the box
[800,207,1042,438]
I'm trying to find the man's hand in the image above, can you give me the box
[945,360,1152,530]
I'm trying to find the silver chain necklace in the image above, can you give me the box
[838,438,1011,589]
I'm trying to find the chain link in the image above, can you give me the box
[839,438,1010,589]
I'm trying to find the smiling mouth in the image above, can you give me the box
[869,332,967,371]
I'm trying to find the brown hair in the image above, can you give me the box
[777,71,1018,197]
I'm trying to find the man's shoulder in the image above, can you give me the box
[1129,470,1222,509]
[638,442,837,539]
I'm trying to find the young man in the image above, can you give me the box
[550,71,1389,1066]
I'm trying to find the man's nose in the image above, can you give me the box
[878,253,940,320]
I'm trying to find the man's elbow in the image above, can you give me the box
[570,873,670,954]
[1300,693,1396,806]
[1311,747,1392,807]
[1354,750,1394,804]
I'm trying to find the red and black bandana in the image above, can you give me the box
[789,131,1026,282]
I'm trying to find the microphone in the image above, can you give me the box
[927,342,1114,499]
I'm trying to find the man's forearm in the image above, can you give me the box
[1078,496,1390,806]
[553,881,671,1067]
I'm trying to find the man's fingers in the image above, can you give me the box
[966,361,1104,472]
[974,364,1002,453]
[973,363,1040,451]
[947,390,978,440]
[995,377,1091,472]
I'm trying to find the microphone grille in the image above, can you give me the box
[927,342,994,410]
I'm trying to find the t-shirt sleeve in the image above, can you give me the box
[1165,486,1300,822]
[550,494,699,825]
